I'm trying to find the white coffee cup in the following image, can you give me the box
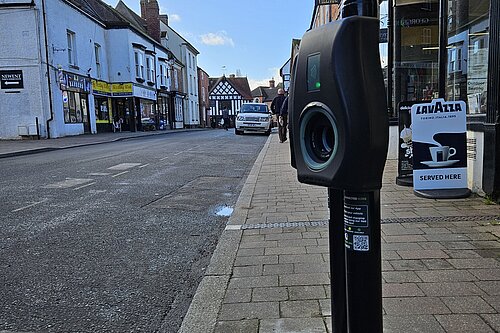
[429,146,456,162]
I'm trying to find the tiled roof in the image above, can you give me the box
[64,0,129,27]
[229,77,252,100]
[114,0,147,33]
[251,86,280,103]
[208,76,253,100]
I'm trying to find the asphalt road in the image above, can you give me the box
[0,129,268,333]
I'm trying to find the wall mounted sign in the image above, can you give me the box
[411,98,468,192]
[0,70,23,89]
[133,85,156,100]
[111,83,133,96]
[60,72,91,93]
[91,79,111,96]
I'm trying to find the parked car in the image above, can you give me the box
[141,118,156,131]
[235,103,272,135]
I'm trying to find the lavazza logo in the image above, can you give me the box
[414,100,464,115]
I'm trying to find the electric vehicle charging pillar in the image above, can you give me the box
[289,1,387,332]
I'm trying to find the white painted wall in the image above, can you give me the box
[43,0,111,137]
[0,6,46,139]
[162,25,199,127]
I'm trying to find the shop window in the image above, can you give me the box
[94,97,109,121]
[63,91,86,124]
[67,30,77,67]
[94,43,101,79]
[446,0,489,114]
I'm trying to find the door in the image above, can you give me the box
[81,96,91,133]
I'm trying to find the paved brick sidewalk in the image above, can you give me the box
[180,132,500,333]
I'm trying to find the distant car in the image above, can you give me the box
[235,103,272,135]
[141,118,156,131]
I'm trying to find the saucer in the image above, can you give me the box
[421,160,460,168]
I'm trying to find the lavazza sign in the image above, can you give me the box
[411,99,468,191]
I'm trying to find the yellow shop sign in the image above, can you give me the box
[111,83,133,96]
[91,79,111,95]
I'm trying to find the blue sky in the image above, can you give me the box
[103,0,314,89]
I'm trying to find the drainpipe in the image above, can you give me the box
[41,0,54,139]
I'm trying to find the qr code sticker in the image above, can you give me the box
[353,235,369,251]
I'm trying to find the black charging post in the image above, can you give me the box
[341,2,383,332]
[288,1,387,332]
[328,188,347,333]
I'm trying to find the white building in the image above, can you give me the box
[160,15,200,128]
[0,0,183,139]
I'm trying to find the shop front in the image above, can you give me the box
[92,79,113,133]
[133,85,157,131]
[157,91,170,130]
[168,92,185,129]
[60,72,92,133]
[390,0,499,199]
[111,83,134,131]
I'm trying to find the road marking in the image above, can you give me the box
[174,151,184,156]
[73,182,97,191]
[160,156,169,161]
[44,178,94,189]
[139,163,150,169]
[12,199,48,212]
[225,225,242,230]
[107,163,141,171]
[112,171,129,178]
[88,172,111,176]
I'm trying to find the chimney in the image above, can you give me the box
[229,74,236,78]
[159,14,168,25]
[269,78,275,88]
[140,0,161,43]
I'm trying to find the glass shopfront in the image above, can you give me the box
[60,72,91,133]
[446,0,490,114]
[394,0,440,107]
[92,79,113,133]
[157,94,170,130]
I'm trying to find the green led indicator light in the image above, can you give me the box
[315,82,321,89]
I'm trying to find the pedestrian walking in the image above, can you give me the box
[271,88,286,132]
[221,108,229,131]
[279,96,289,143]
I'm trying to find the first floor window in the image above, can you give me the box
[94,43,102,78]
[146,57,154,82]
[67,30,77,66]
[135,51,144,79]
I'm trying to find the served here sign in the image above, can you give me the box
[411,99,467,190]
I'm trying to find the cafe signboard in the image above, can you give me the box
[411,98,468,194]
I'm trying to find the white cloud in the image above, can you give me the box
[200,31,234,47]
[169,14,181,22]
[248,68,282,90]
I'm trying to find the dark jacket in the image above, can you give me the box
[280,96,289,116]
[271,94,286,115]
